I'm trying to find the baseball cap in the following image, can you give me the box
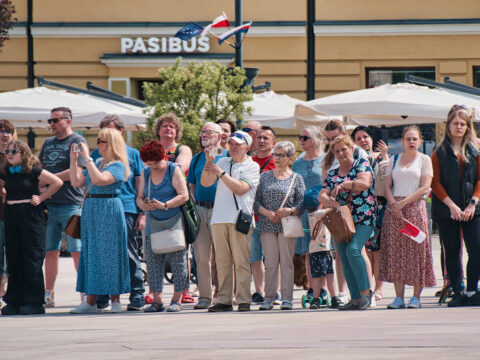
[229,131,252,146]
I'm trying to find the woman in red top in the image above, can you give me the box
[431,105,480,307]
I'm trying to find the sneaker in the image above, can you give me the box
[127,297,145,311]
[448,293,465,307]
[80,292,87,303]
[251,292,264,304]
[208,303,233,312]
[370,295,377,307]
[407,296,422,309]
[338,292,349,305]
[319,288,328,301]
[19,304,45,315]
[280,300,293,310]
[166,301,181,312]
[44,290,55,308]
[71,302,97,314]
[259,301,273,310]
[309,298,321,310]
[110,301,123,313]
[464,292,480,306]
[387,297,406,309]
[330,296,342,309]
[194,299,211,310]
[238,303,250,312]
[306,288,313,299]
[273,292,281,305]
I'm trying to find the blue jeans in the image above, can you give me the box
[45,204,82,252]
[0,220,5,276]
[336,225,373,299]
[250,226,263,263]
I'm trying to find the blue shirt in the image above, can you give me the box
[186,149,228,202]
[91,146,144,214]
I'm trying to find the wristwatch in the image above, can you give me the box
[164,202,169,210]
[470,198,477,206]
[219,171,226,178]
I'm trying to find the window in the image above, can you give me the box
[473,67,480,88]
[134,79,163,100]
[367,68,436,88]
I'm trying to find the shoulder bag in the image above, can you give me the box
[230,163,253,234]
[280,173,305,238]
[322,191,356,243]
[64,182,93,239]
[147,168,186,254]
[308,209,331,253]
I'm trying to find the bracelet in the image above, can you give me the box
[164,202,169,210]
[85,157,94,163]
[290,207,295,215]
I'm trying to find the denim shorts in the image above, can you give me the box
[250,226,263,263]
[45,204,82,252]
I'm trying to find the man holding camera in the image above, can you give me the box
[186,122,227,309]
[201,130,260,312]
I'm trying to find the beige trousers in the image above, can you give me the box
[211,223,252,305]
[260,232,296,302]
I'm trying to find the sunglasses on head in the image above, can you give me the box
[5,148,21,155]
[230,133,246,140]
[96,138,108,145]
[298,135,311,141]
[47,117,68,124]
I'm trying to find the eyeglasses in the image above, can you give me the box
[298,136,311,141]
[96,139,108,145]
[273,153,288,158]
[5,148,21,155]
[0,130,12,135]
[199,130,220,136]
[242,127,256,133]
[47,117,69,124]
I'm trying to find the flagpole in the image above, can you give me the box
[235,0,243,67]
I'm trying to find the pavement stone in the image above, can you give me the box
[0,234,479,359]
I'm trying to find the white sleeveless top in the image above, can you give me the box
[387,152,433,197]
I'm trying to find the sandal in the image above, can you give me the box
[181,292,195,304]
[144,302,164,313]
[144,293,154,304]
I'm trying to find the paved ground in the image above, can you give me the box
[0,235,479,359]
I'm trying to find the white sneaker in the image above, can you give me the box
[407,296,422,309]
[387,297,406,309]
[110,301,123,313]
[80,292,87,303]
[370,293,377,307]
[338,292,349,305]
[71,302,97,314]
[44,290,55,308]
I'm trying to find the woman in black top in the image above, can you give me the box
[0,140,62,315]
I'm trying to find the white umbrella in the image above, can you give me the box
[295,83,480,126]
[0,87,148,129]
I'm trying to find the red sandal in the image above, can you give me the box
[144,293,154,304]
[181,291,195,303]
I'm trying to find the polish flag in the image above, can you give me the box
[218,22,252,45]
[201,13,230,36]
[399,219,426,243]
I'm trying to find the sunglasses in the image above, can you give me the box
[242,127,256,133]
[47,117,69,124]
[273,153,288,158]
[298,135,311,141]
[0,130,12,135]
[96,139,108,145]
[5,148,21,155]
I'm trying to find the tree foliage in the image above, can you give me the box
[0,0,16,52]
[140,58,253,150]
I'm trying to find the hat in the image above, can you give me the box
[230,131,252,146]
[304,185,323,212]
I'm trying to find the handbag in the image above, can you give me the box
[322,192,356,243]
[181,191,201,245]
[147,171,186,254]
[279,173,304,238]
[308,210,331,253]
[230,163,253,234]
[64,182,93,239]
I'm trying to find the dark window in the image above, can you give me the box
[474,67,480,88]
[366,68,436,88]
[135,79,163,101]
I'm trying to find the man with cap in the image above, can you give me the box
[201,130,260,312]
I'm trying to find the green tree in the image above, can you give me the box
[0,0,16,52]
[140,58,252,150]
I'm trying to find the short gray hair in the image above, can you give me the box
[274,141,296,157]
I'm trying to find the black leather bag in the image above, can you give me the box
[235,209,253,234]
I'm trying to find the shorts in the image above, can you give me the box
[45,204,82,252]
[309,251,334,278]
[250,226,263,263]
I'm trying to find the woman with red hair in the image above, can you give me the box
[136,140,189,312]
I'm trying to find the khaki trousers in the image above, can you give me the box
[192,206,214,303]
[211,223,252,305]
[260,232,296,302]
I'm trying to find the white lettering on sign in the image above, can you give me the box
[120,37,211,54]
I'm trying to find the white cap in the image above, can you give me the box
[230,130,252,146]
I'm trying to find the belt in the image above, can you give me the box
[86,194,118,198]
[194,200,214,208]
[7,199,31,205]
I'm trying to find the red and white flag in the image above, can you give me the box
[399,219,426,243]
[201,13,230,36]
[218,22,252,45]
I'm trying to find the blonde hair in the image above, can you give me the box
[322,135,354,174]
[98,128,130,181]
[440,105,477,162]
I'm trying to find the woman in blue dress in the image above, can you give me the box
[69,128,131,314]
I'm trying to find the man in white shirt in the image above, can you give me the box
[201,131,260,312]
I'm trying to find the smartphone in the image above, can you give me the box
[73,143,80,153]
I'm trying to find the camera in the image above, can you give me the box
[209,146,223,157]
[73,143,80,153]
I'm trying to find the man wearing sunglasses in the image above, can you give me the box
[242,121,261,156]
[39,107,87,308]
[201,130,260,312]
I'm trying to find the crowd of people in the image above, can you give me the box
[0,103,479,316]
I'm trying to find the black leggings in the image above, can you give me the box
[437,217,480,293]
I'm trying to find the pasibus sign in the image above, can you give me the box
[121,37,210,54]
